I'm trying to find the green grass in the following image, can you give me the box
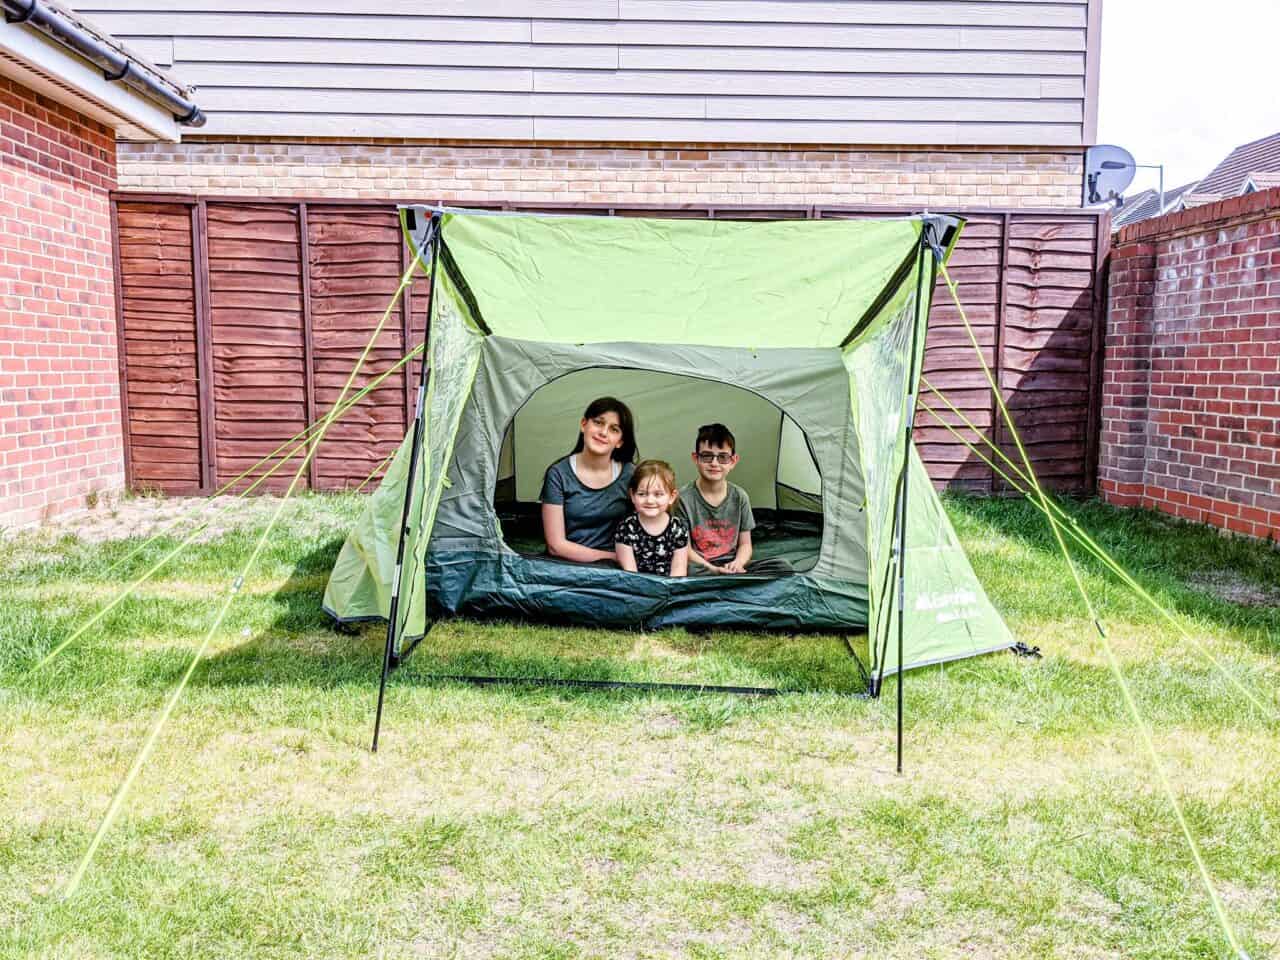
[0,492,1277,959]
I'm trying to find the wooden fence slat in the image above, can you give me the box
[114,199,202,494]
[206,202,305,491]
[301,205,408,489]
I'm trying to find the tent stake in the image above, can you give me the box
[373,213,440,753]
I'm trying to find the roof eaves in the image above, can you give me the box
[43,0,190,102]
[1,0,203,131]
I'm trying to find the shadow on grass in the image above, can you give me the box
[946,493,1280,653]
[194,538,874,699]
[183,538,1277,732]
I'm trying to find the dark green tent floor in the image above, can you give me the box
[496,505,823,572]
[412,506,867,632]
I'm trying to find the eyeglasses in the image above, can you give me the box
[695,452,735,464]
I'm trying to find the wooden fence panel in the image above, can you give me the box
[916,213,1003,492]
[307,206,409,489]
[1000,215,1101,491]
[205,203,307,493]
[113,199,1107,497]
[114,201,202,493]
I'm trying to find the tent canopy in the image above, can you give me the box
[436,212,924,348]
[324,207,1015,682]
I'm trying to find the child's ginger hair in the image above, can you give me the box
[629,459,679,509]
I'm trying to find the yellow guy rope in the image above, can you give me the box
[936,262,1251,958]
[27,341,424,676]
[352,450,397,495]
[102,343,424,580]
[918,379,1277,722]
[63,246,426,897]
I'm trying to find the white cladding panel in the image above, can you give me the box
[77,1,1098,145]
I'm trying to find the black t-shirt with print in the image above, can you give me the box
[613,513,689,575]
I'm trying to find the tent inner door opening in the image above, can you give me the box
[493,366,825,573]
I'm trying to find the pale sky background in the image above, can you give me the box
[1096,0,1279,196]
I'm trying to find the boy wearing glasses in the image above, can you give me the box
[678,423,759,575]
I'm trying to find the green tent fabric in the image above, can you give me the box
[324,208,1015,680]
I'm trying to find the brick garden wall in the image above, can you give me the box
[118,140,1083,208]
[0,77,122,529]
[1098,189,1280,543]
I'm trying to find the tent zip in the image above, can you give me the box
[839,243,918,350]
[438,236,491,335]
[839,214,959,351]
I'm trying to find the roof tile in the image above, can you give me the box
[1190,131,1280,198]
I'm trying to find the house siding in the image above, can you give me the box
[77,1,1097,146]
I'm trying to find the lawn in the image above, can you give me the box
[0,492,1277,960]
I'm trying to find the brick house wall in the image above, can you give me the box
[0,77,122,530]
[1098,188,1280,543]
[118,141,1084,208]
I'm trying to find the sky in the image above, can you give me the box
[1096,0,1279,196]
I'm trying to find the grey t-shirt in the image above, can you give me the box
[540,455,635,551]
[677,481,755,564]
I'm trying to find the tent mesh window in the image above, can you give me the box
[492,368,824,573]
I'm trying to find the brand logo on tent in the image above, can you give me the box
[916,589,980,624]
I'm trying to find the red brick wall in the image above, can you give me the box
[0,77,122,529]
[1099,189,1280,543]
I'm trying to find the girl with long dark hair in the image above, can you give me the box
[539,396,637,563]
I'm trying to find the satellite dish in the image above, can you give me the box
[1084,144,1137,206]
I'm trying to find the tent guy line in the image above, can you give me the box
[936,261,1251,960]
[39,207,1255,955]
[62,243,428,898]
[337,209,1015,756]
[27,340,427,677]
[917,380,1277,722]
[102,343,426,581]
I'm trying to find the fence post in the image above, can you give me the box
[192,200,216,493]
[298,203,318,490]
[992,212,1010,493]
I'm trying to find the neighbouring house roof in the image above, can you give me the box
[0,0,201,140]
[1112,131,1280,228]
[1112,181,1196,228]
[1243,170,1280,192]
[1187,131,1280,201]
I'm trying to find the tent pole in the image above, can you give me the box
[372,213,441,753]
[894,227,936,775]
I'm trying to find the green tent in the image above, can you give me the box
[324,207,1015,688]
